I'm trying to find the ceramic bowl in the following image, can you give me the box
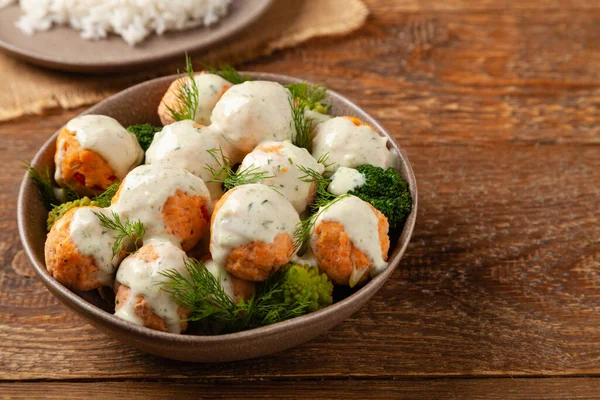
[17,73,418,362]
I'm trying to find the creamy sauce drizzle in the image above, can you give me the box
[328,167,366,196]
[311,117,393,175]
[111,164,211,239]
[210,184,300,265]
[145,120,232,200]
[65,115,144,180]
[193,73,232,125]
[239,140,324,213]
[305,109,332,129]
[204,259,235,300]
[210,81,294,157]
[114,238,188,334]
[311,195,388,275]
[69,207,120,286]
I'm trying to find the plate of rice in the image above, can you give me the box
[0,0,273,73]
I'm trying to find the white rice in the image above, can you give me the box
[3,0,233,46]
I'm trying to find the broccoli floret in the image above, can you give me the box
[349,164,412,230]
[47,197,97,231]
[127,124,162,151]
[279,264,333,312]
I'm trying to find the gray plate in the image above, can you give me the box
[17,73,418,362]
[0,0,272,73]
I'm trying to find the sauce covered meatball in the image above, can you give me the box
[210,81,294,161]
[45,206,123,291]
[54,115,143,196]
[311,116,393,176]
[111,164,212,251]
[210,184,300,282]
[114,240,190,333]
[238,141,324,213]
[310,195,390,286]
[158,72,231,126]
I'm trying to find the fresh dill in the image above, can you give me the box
[159,258,312,333]
[285,82,330,113]
[293,194,350,252]
[94,182,120,208]
[297,165,336,212]
[165,54,199,122]
[206,64,251,85]
[204,148,274,191]
[93,210,145,258]
[290,97,313,150]
[24,162,60,209]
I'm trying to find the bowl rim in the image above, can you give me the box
[17,72,418,345]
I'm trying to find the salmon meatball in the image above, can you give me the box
[157,72,231,126]
[210,184,300,282]
[111,164,212,251]
[44,206,122,291]
[205,259,255,302]
[210,81,295,161]
[239,141,324,213]
[54,115,143,196]
[310,195,390,286]
[114,241,190,333]
[145,120,235,200]
[311,116,393,176]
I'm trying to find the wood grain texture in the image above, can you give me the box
[1,0,600,397]
[1,378,600,400]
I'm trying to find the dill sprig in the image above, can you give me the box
[206,64,251,85]
[285,82,330,113]
[204,148,274,191]
[297,164,336,212]
[159,258,312,333]
[24,162,59,209]
[165,54,199,122]
[94,182,120,208]
[93,210,145,258]
[293,194,350,252]
[290,97,313,150]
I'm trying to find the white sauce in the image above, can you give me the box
[328,167,366,196]
[239,141,324,213]
[311,195,388,275]
[111,164,212,240]
[54,134,66,184]
[145,121,233,200]
[305,108,332,129]
[291,247,319,268]
[68,207,120,286]
[210,81,294,159]
[114,239,188,334]
[210,184,300,265]
[193,73,231,125]
[64,115,144,180]
[311,117,393,175]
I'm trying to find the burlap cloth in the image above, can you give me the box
[0,0,368,122]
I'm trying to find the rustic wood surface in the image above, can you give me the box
[1,0,600,398]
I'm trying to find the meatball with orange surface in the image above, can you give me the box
[210,184,300,282]
[310,195,390,287]
[54,115,143,197]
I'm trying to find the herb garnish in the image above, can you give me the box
[204,148,274,191]
[159,258,313,333]
[93,210,145,258]
[206,64,251,85]
[165,54,200,122]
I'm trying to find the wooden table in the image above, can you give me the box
[2,0,600,398]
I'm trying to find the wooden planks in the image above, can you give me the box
[1,0,600,397]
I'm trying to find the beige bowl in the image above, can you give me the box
[17,73,418,362]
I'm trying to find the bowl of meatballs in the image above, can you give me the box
[18,63,417,362]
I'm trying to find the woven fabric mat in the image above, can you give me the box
[0,0,368,122]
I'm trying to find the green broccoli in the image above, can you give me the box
[279,264,333,312]
[349,164,412,230]
[127,124,162,151]
[47,197,97,231]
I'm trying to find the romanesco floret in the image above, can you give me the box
[280,264,333,312]
[349,164,412,230]
[47,197,96,231]
[126,124,162,152]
